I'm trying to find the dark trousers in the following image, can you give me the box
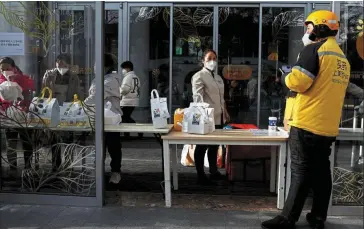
[194,125,222,177]
[121,107,136,123]
[6,129,33,169]
[105,132,122,173]
[282,126,335,221]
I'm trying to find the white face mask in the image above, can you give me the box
[121,69,127,75]
[57,67,69,75]
[205,60,217,71]
[302,33,313,46]
[2,71,15,80]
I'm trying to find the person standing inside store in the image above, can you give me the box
[262,10,350,229]
[191,49,230,185]
[0,57,35,171]
[85,53,123,184]
[120,61,141,138]
[42,54,82,171]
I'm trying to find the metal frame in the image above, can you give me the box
[162,138,287,209]
[95,1,105,207]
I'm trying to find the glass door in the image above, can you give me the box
[259,5,306,128]
[217,5,259,125]
[126,3,173,124]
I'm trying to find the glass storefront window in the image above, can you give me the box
[172,7,214,113]
[260,7,305,128]
[0,2,96,196]
[332,1,363,207]
[128,6,171,124]
[218,7,259,124]
[339,1,364,128]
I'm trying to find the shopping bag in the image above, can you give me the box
[0,75,23,101]
[150,89,170,129]
[28,87,60,127]
[104,101,122,125]
[60,94,90,127]
[181,144,195,166]
[174,108,184,131]
[182,94,215,135]
[180,144,224,168]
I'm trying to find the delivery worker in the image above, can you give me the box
[283,22,363,132]
[262,10,350,229]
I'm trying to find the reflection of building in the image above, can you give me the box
[0,1,363,214]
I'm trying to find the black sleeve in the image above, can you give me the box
[294,42,322,78]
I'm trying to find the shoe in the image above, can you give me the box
[197,175,216,186]
[109,172,121,184]
[209,171,224,180]
[261,215,295,229]
[306,213,325,229]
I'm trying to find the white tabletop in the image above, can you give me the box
[1,123,174,134]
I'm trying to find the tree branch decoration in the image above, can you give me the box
[135,7,162,22]
[163,7,198,39]
[333,167,363,205]
[0,1,58,57]
[271,11,304,43]
[20,143,96,195]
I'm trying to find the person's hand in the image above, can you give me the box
[224,110,230,123]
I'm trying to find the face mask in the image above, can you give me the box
[57,67,69,75]
[205,60,217,71]
[302,33,313,46]
[2,71,15,80]
[122,69,127,75]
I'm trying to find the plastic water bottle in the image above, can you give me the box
[268,117,277,132]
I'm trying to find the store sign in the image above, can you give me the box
[0,33,25,56]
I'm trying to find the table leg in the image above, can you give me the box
[270,146,277,193]
[163,140,172,207]
[172,144,178,190]
[153,133,164,174]
[285,145,291,200]
[277,142,287,210]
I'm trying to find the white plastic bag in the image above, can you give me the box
[0,75,23,102]
[104,101,121,125]
[150,89,170,129]
[182,94,215,135]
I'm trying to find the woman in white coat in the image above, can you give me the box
[191,49,230,185]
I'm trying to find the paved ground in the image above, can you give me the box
[0,204,363,229]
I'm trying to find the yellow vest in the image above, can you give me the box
[285,37,350,137]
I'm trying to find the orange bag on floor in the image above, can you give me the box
[174,108,184,131]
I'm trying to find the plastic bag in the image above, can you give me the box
[104,101,121,125]
[0,78,23,102]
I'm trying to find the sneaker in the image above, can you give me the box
[209,171,224,180]
[109,172,121,184]
[261,215,295,229]
[306,213,325,229]
[197,175,216,186]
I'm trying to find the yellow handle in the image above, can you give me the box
[40,87,53,102]
[73,94,79,102]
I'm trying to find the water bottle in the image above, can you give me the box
[268,117,277,132]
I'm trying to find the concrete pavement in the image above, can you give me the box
[0,204,363,229]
